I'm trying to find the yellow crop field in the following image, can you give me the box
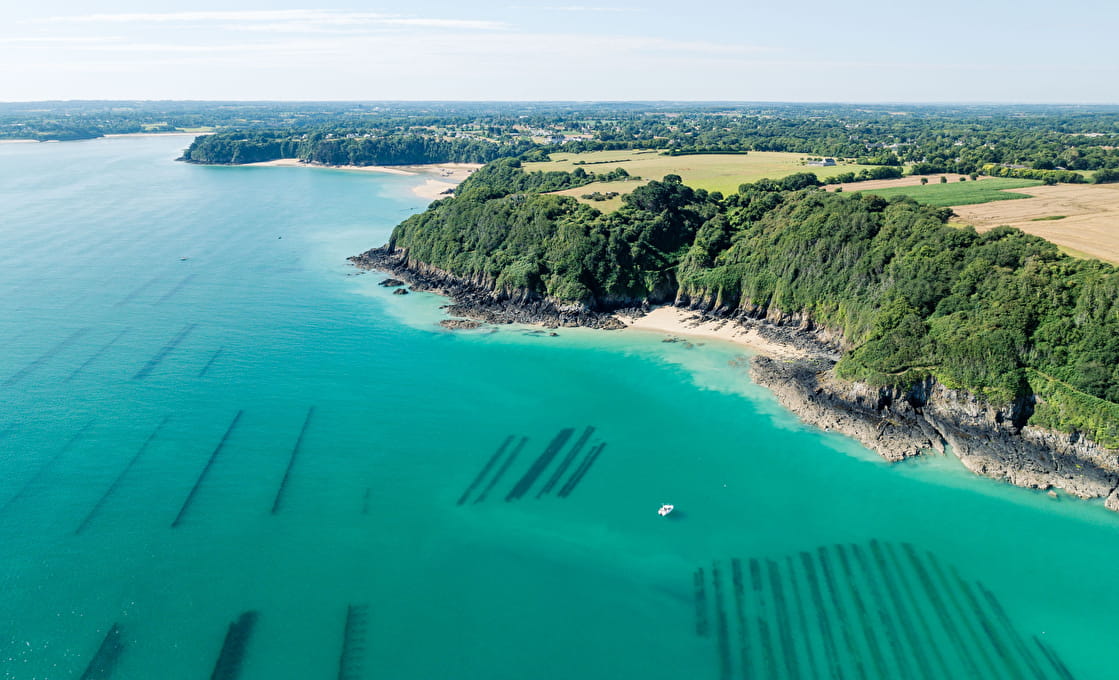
[527,150,872,208]
[952,183,1119,264]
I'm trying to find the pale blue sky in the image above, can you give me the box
[2,1,1116,102]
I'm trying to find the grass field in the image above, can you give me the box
[854,178,1043,207]
[528,150,875,208]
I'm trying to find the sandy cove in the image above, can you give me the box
[619,306,813,360]
[242,159,479,199]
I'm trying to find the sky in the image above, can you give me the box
[2,1,1117,103]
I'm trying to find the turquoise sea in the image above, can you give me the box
[1,135,1116,679]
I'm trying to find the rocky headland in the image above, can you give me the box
[349,246,626,330]
[350,245,1119,512]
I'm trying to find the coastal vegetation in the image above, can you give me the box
[180,131,534,166]
[387,162,1119,448]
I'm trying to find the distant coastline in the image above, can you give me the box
[1,131,206,143]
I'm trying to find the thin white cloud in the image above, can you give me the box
[0,36,122,44]
[36,10,507,31]
[517,5,639,11]
[0,31,775,61]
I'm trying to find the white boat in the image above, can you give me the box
[658,504,674,517]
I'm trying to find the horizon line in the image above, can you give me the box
[3,98,1119,106]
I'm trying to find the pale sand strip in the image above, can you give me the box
[413,179,458,200]
[103,132,203,138]
[241,159,415,175]
[241,159,479,199]
[619,306,811,360]
[0,139,42,144]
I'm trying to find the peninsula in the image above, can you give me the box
[352,157,1119,512]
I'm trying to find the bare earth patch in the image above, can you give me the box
[952,184,1119,263]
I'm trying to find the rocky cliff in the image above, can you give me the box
[750,354,1119,511]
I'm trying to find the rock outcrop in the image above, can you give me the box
[751,355,1119,507]
[439,319,482,330]
[349,246,625,330]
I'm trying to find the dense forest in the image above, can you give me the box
[179,131,535,166]
[388,161,1119,448]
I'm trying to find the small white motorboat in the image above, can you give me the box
[658,504,674,517]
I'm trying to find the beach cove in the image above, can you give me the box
[1,135,1117,679]
[239,158,480,199]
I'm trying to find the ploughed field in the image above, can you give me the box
[951,183,1119,264]
[840,177,1119,264]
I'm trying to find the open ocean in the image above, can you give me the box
[1,135,1116,679]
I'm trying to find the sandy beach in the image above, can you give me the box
[619,306,811,360]
[241,159,479,199]
[103,132,203,138]
[412,179,458,200]
[242,158,414,175]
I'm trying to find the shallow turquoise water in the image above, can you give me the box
[1,136,1116,679]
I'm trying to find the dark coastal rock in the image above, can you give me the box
[392,288,409,295]
[440,319,482,330]
[750,355,1119,504]
[379,278,406,287]
[349,246,625,330]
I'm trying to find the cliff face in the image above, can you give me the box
[750,356,1119,510]
[352,246,1119,513]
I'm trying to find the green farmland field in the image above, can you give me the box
[857,178,1043,207]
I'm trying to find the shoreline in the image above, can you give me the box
[103,132,204,138]
[240,159,478,199]
[618,306,814,361]
[1,131,209,144]
[351,245,1119,513]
